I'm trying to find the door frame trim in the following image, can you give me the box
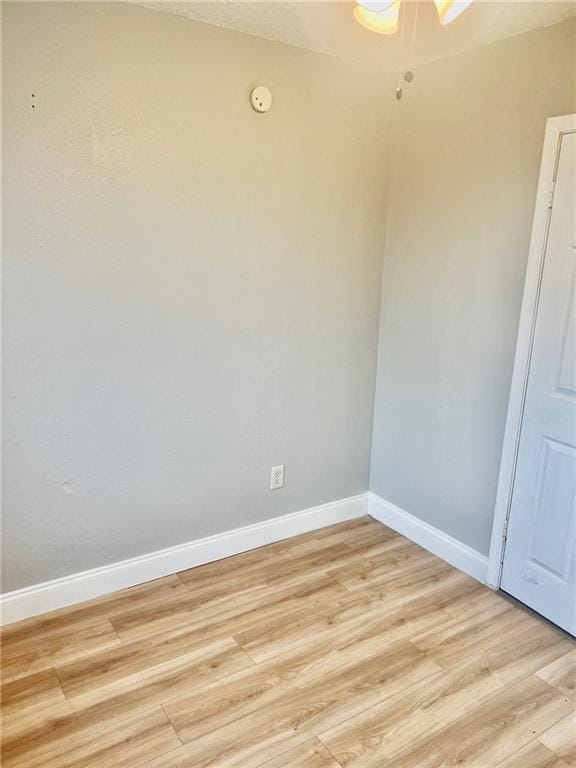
[487,113,576,589]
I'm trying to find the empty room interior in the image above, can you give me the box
[2,0,576,766]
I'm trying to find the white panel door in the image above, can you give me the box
[501,126,576,635]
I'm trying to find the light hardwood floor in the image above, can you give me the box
[1,516,575,768]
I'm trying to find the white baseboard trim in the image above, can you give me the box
[0,494,368,626]
[367,492,488,584]
[1,491,490,625]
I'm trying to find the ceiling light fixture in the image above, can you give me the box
[433,0,474,25]
[353,0,474,35]
[353,0,401,35]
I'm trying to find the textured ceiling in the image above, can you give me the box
[137,1,576,69]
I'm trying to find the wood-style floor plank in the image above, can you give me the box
[352,561,482,615]
[0,575,190,644]
[165,638,440,748]
[1,516,574,768]
[1,707,181,768]
[176,519,377,593]
[537,649,576,703]
[409,598,524,668]
[111,574,347,643]
[319,625,574,768]
[257,738,341,768]
[0,638,254,761]
[331,539,441,589]
[55,622,252,699]
[162,598,448,743]
[440,580,512,619]
[539,712,576,767]
[319,654,522,767]
[0,669,71,740]
[375,677,573,768]
[1,618,122,683]
[496,741,571,768]
[475,618,574,687]
[139,643,440,767]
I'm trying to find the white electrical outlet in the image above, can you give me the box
[270,464,285,490]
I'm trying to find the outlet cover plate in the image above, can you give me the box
[270,465,285,490]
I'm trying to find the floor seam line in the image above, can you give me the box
[160,703,184,745]
[317,734,346,767]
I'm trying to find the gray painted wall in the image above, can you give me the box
[2,2,393,591]
[370,18,576,555]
